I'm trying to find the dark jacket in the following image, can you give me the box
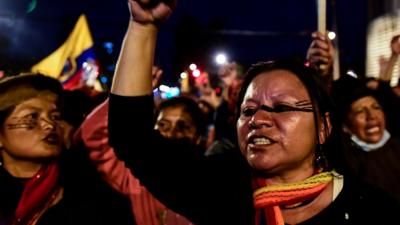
[0,143,135,225]
[109,94,400,225]
[342,134,400,203]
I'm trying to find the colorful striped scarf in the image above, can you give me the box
[253,171,333,225]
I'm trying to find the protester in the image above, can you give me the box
[0,73,134,225]
[103,1,400,225]
[80,100,196,225]
[78,94,208,225]
[308,31,400,203]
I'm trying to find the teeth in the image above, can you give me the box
[253,137,271,145]
[366,126,379,134]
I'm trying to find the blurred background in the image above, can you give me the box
[0,0,399,90]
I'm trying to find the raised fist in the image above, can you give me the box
[128,0,177,25]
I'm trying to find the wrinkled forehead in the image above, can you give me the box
[244,70,310,103]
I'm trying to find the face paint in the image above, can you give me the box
[6,117,37,130]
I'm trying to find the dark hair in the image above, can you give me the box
[62,89,94,129]
[157,96,207,136]
[236,58,344,173]
[331,75,378,125]
[0,73,64,127]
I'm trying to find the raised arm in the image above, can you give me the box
[111,0,175,97]
[107,2,255,224]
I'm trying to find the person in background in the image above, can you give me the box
[196,99,215,148]
[0,73,134,225]
[308,31,400,203]
[155,96,207,147]
[205,62,244,156]
[333,76,400,203]
[105,1,400,224]
[78,95,206,225]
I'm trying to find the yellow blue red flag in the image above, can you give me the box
[31,14,100,90]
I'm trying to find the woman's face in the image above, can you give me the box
[154,105,199,143]
[345,96,386,144]
[0,94,64,163]
[237,70,318,177]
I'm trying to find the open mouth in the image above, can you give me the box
[43,133,60,145]
[248,135,273,146]
[365,125,380,134]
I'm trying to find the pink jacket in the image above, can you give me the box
[78,99,193,225]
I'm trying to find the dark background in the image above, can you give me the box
[0,0,391,87]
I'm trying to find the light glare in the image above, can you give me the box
[328,31,336,40]
[192,69,201,77]
[180,72,188,79]
[215,53,227,65]
[189,63,197,71]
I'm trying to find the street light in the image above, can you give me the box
[215,53,227,65]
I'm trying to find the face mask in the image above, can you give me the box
[350,130,391,152]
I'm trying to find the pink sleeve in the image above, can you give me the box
[78,98,142,195]
[78,99,194,225]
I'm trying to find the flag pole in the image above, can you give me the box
[317,0,326,35]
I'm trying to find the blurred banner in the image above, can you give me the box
[31,14,102,91]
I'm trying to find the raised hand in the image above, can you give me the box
[151,65,163,89]
[391,35,400,56]
[128,0,176,25]
[306,31,334,76]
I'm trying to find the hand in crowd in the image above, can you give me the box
[128,0,176,24]
[391,34,400,55]
[218,62,238,88]
[151,65,163,89]
[306,31,334,76]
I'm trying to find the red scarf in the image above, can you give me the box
[14,162,61,225]
[253,171,333,225]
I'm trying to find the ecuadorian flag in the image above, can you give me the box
[31,14,101,90]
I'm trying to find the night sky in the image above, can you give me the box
[0,0,368,86]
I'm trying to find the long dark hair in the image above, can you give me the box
[236,58,346,173]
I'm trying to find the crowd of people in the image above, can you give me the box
[1,0,400,225]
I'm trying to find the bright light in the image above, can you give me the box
[159,86,180,99]
[159,84,170,92]
[180,72,188,79]
[169,87,180,97]
[346,70,358,78]
[189,63,197,71]
[192,69,201,77]
[215,53,227,65]
[328,31,336,40]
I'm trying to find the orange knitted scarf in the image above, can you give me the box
[253,171,333,225]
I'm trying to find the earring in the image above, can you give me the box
[315,147,328,171]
